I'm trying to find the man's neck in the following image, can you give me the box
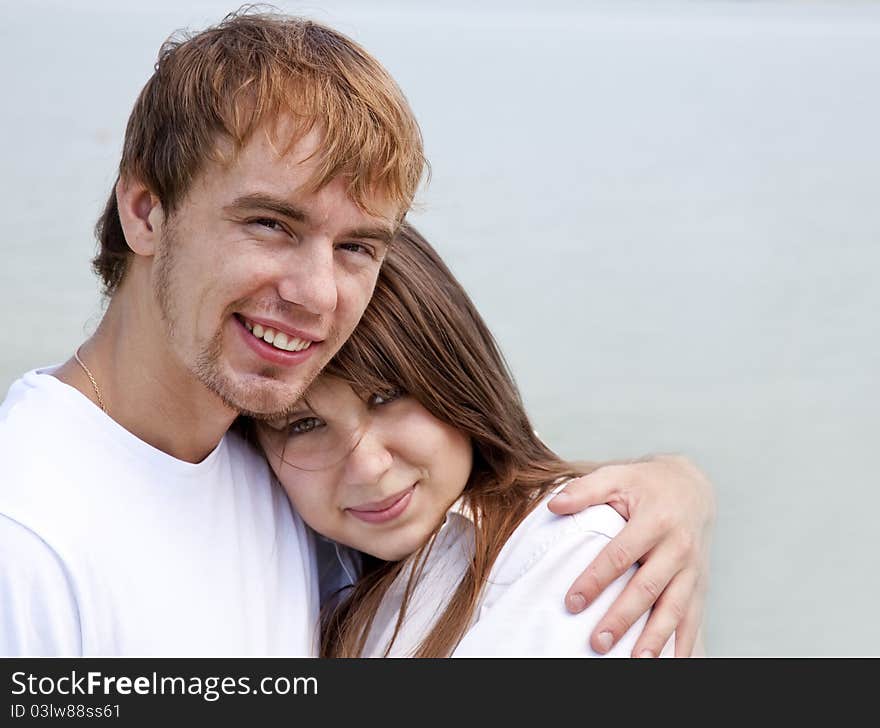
[55,298,237,464]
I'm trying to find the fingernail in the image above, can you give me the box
[596,631,614,653]
[566,592,586,613]
[550,492,571,504]
[638,649,654,658]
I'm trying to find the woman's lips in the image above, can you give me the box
[347,486,415,524]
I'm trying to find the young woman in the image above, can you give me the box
[255,224,697,657]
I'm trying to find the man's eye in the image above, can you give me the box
[368,387,405,407]
[338,241,376,258]
[288,416,325,435]
[250,217,286,232]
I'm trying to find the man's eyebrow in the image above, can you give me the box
[342,225,395,247]
[225,194,310,223]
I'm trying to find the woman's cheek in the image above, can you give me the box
[276,467,312,510]
[294,474,338,526]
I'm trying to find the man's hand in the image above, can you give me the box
[548,454,714,657]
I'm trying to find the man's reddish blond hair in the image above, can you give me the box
[93,8,426,295]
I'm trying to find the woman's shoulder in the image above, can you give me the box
[518,482,628,543]
[488,484,627,586]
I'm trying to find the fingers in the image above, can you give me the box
[551,457,713,657]
[671,585,706,657]
[565,516,659,613]
[627,568,700,658]
[548,466,628,516]
[583,542,687,655]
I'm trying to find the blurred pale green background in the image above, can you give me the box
[2,0,879,656]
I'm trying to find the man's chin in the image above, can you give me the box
[202,371,310,420]
[233,386,308,420]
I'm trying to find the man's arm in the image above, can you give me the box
[548,455,714,657]
[0,514,82,656]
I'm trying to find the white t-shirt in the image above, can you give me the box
[344,489,674,657]
[0,369,319,656]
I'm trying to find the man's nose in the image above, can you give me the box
[277,240,338,315]
[344,427,394,485]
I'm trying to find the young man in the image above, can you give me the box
[0,11,712,657]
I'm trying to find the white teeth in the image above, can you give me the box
[289,338,311,352]
[243,318,313,352]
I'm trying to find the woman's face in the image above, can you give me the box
[257,375,473,561]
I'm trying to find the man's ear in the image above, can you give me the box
[116,177,165,257]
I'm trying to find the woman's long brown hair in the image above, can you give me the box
[319,222,596,657]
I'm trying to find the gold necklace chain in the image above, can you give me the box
[73,346,107,413]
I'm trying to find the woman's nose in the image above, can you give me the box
[343,427,394,484]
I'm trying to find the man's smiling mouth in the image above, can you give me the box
[238,316,315,353]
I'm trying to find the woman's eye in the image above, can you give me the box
[368,387,405,407]
[288,416,325,435]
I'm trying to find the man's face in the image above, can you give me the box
[151,124,398,419]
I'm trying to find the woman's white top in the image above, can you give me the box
[332,486,674,657]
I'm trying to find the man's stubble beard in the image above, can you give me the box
[153,224,338,420]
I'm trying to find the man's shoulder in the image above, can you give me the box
[0,369,75,470]
[0,367,78,442]
[2,367,51,415]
